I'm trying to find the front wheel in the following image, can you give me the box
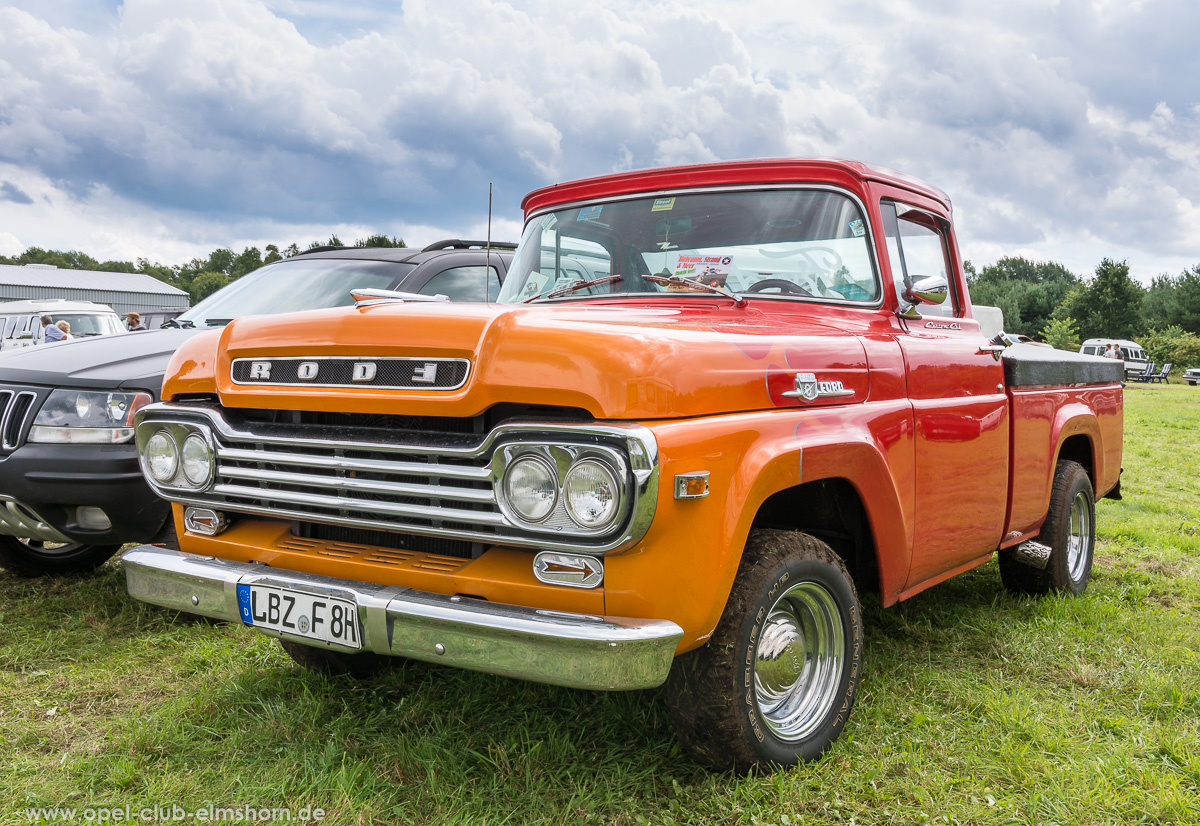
[664,529,863,772]
[0,536,122,577]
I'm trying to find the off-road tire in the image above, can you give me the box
[663,529,863,772]
[0,536,122,577]
[999,459,1095,596]
[278,639,397,678]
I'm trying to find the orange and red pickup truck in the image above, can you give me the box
[123,159,1124,772]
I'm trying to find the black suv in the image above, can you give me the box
[0,241,513,575]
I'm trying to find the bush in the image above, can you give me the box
[1139,326,1200,372]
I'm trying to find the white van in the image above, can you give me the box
[1080,338,1149,379]
[0,299,126,352]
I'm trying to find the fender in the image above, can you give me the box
[605,400,915,650]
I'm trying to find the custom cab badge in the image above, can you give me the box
[782,372,855,402]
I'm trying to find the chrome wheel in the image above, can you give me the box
[1066,490,1091,582]
[753,581,845,742]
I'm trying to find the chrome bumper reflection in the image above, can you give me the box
[121,546,683,691]
[0,494,74,543]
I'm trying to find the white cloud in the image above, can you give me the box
[0,0,1196,283]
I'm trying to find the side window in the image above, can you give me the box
[881,201,958,317]
[419,266,502,302]
[1082,346,1098,356]
[0,317,12,338]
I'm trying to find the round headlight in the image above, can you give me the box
[180,434,213,487]
[145,431,179,483]
[504,456,558,523]
[563,459,620,529]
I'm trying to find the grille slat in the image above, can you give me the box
[212,484,505,527]
[218,465,494,504]
[217,446,490,481]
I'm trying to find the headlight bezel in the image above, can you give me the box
[135,421,216,492]
[493,442,628,538]
[27,389,153,445]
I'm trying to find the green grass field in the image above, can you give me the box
[2,386,1198,825]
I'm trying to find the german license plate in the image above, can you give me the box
[236,583,361,649]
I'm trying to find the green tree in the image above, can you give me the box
[205,248,236,276]
[263,244,283,265]
[355,234,406,248]
[1041,316,1081,351]
[1139,326,1200,372]
[1055,258,1144,341]
[1142,265,1200,335]
[189,271,230,303]
[966,256,1079,339]
[230,246,264,279]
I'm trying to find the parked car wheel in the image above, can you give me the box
[0,536,121,577]
[278,639,398,678]
[999,459,1095,596]
[663,529,863,772]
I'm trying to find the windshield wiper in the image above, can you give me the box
[523,274,623,303]
[205,318,234,327]
[644,273,747,308]
[160,319,195,329]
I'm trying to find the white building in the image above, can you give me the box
[0,263,189,317]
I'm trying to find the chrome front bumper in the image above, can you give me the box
[122,546,683,691]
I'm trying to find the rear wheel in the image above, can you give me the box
[999,459,1095,596]
[0,536,121,577]
[664,529,862,772]
[278,639,397,678]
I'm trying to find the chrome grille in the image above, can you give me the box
[214,441,503,540]
[1,390,37,450]
[135,403,660,555]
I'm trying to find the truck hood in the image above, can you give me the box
[0,329,204,395]
[191,302,870,420]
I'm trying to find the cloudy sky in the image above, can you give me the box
[0,0,1196,282]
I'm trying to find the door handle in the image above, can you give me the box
[976,344,1005,361]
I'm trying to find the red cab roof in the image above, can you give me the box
[521,158,951,217]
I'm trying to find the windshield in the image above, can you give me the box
[179,258,408,327]
[55,314,125,337]
[498,189,879,304]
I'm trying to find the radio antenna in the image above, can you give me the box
[485,182,493,304]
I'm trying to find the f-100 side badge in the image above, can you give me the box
[782,372,854,402]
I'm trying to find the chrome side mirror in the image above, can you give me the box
[907,274,948,306]
[898,274,949,319]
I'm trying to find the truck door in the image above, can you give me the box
[881,201,1010,592]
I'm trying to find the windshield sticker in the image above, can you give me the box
[651,198,676,212]
[675,254,732,287]
[520,271,552,298]
[577,205,603,221]
[540,214,558,230]
[849,219,865,237]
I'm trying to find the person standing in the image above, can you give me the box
[40,314,65,343]
[125,312,146,331]
[55,320,72,340]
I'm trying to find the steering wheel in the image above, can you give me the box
[747,278,813,296]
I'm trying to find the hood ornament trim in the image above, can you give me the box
[351,287,450,308]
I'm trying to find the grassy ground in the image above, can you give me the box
[2,386,1198,825]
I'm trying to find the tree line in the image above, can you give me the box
[0,234,406,304]
[966,256,1200,371]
